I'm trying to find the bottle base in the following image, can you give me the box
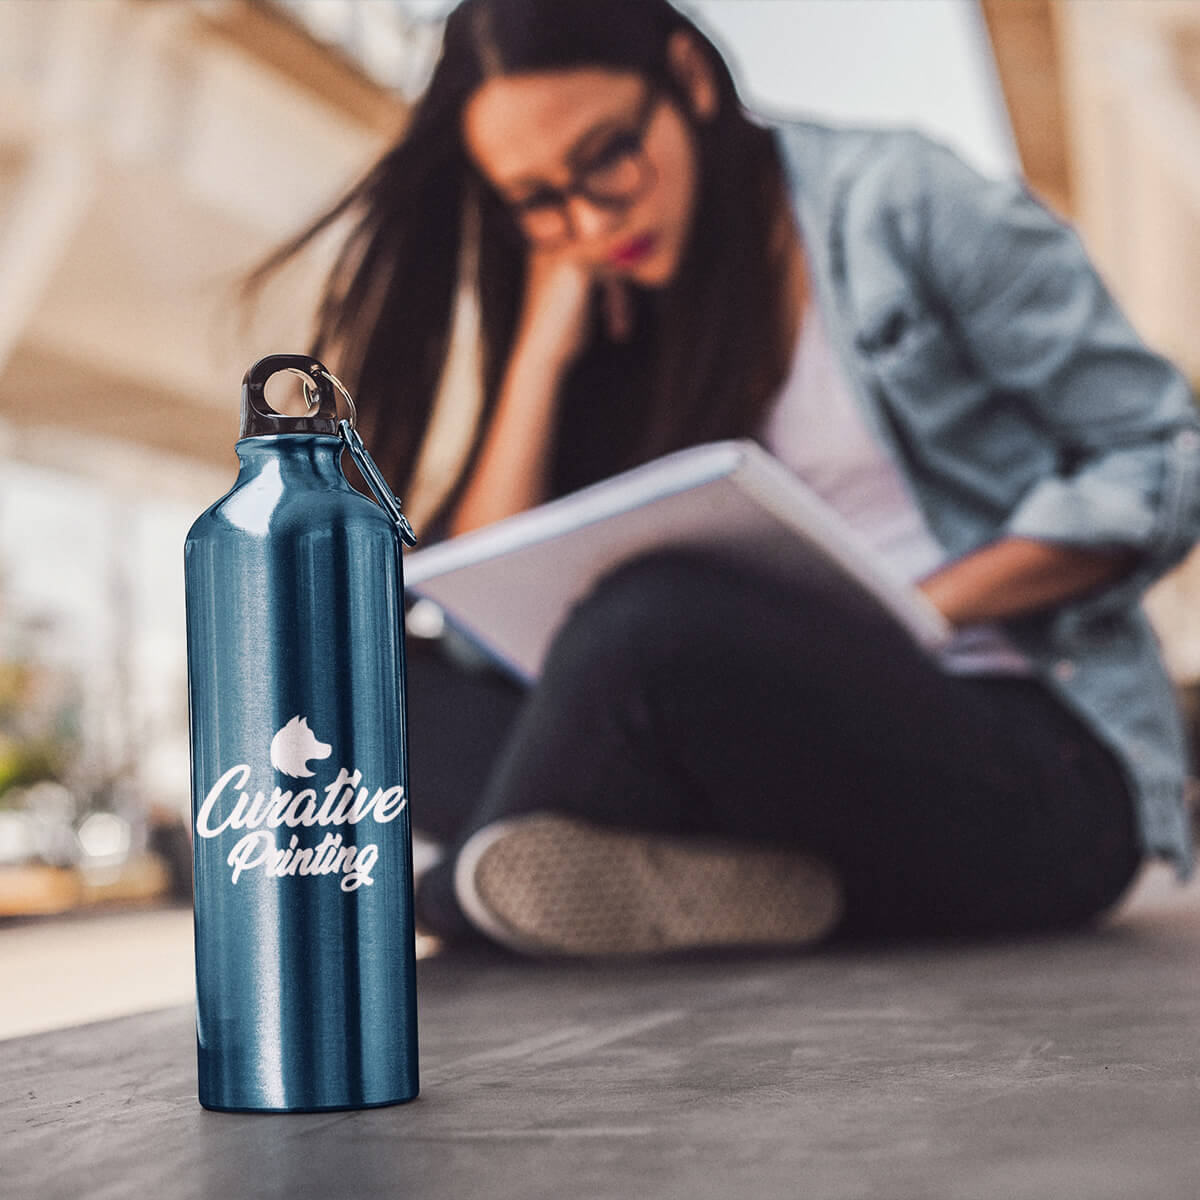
[198,1087,420,1114]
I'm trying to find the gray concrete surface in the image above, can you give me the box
[4,868,1200,1200]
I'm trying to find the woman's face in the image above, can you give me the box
[462,65,705,287]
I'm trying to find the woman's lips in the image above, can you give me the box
[609,232,658,267]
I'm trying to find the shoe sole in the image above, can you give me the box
[454,813,843,957]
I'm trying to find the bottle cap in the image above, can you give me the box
[239,355,340,438]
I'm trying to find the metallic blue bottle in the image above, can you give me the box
[184,355,419,1112]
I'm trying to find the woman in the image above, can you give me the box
[244,0,1200,956]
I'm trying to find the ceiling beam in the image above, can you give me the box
[979,0,1072,217]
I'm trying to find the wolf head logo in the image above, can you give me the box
[270,716,332,778]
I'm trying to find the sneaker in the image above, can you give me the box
[453,812,843,957]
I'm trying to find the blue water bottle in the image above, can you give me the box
[184,354,420,1112]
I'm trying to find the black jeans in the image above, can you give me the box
[406,548,1143,944]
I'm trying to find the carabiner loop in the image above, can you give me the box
[311,366,358,429]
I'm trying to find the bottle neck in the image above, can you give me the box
[234,434,348,487]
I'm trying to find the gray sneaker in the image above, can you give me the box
[453,812,843,957]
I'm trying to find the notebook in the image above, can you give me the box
[402,438,953,684]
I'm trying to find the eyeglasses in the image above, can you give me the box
[505,87,662,246]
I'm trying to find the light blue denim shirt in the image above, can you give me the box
[774,117,1200,881]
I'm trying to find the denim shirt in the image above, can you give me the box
[774,117,1200,881]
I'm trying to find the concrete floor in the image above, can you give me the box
[0,906,197,1041]
[4,863,1200,1199]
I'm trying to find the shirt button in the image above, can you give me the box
[1053,658,1077,682]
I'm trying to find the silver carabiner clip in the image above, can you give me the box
[306,366,417,548]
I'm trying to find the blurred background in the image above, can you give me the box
[2,0,1199,1039]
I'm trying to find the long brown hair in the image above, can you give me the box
[240,0,795,536]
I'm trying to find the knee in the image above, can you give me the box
[542,548,728,688]
[597,545,736,601]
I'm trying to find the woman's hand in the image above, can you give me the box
[518,247,633,371]
[915,536,1141,628]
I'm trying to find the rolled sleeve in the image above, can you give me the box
[905,132,1200,617]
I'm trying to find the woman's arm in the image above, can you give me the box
[448,333,567,536]
[898,132,1200,622]
[448,254,593,536]
[916,537,1141,629]
[448,256,632,537]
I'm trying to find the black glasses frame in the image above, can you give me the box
[506,86,663,245]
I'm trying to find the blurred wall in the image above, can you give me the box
[690,0,1016,176]
[1050,0,1200,678]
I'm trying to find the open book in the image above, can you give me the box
[402,438,953,684]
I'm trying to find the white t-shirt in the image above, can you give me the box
[757,298,1033,676]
